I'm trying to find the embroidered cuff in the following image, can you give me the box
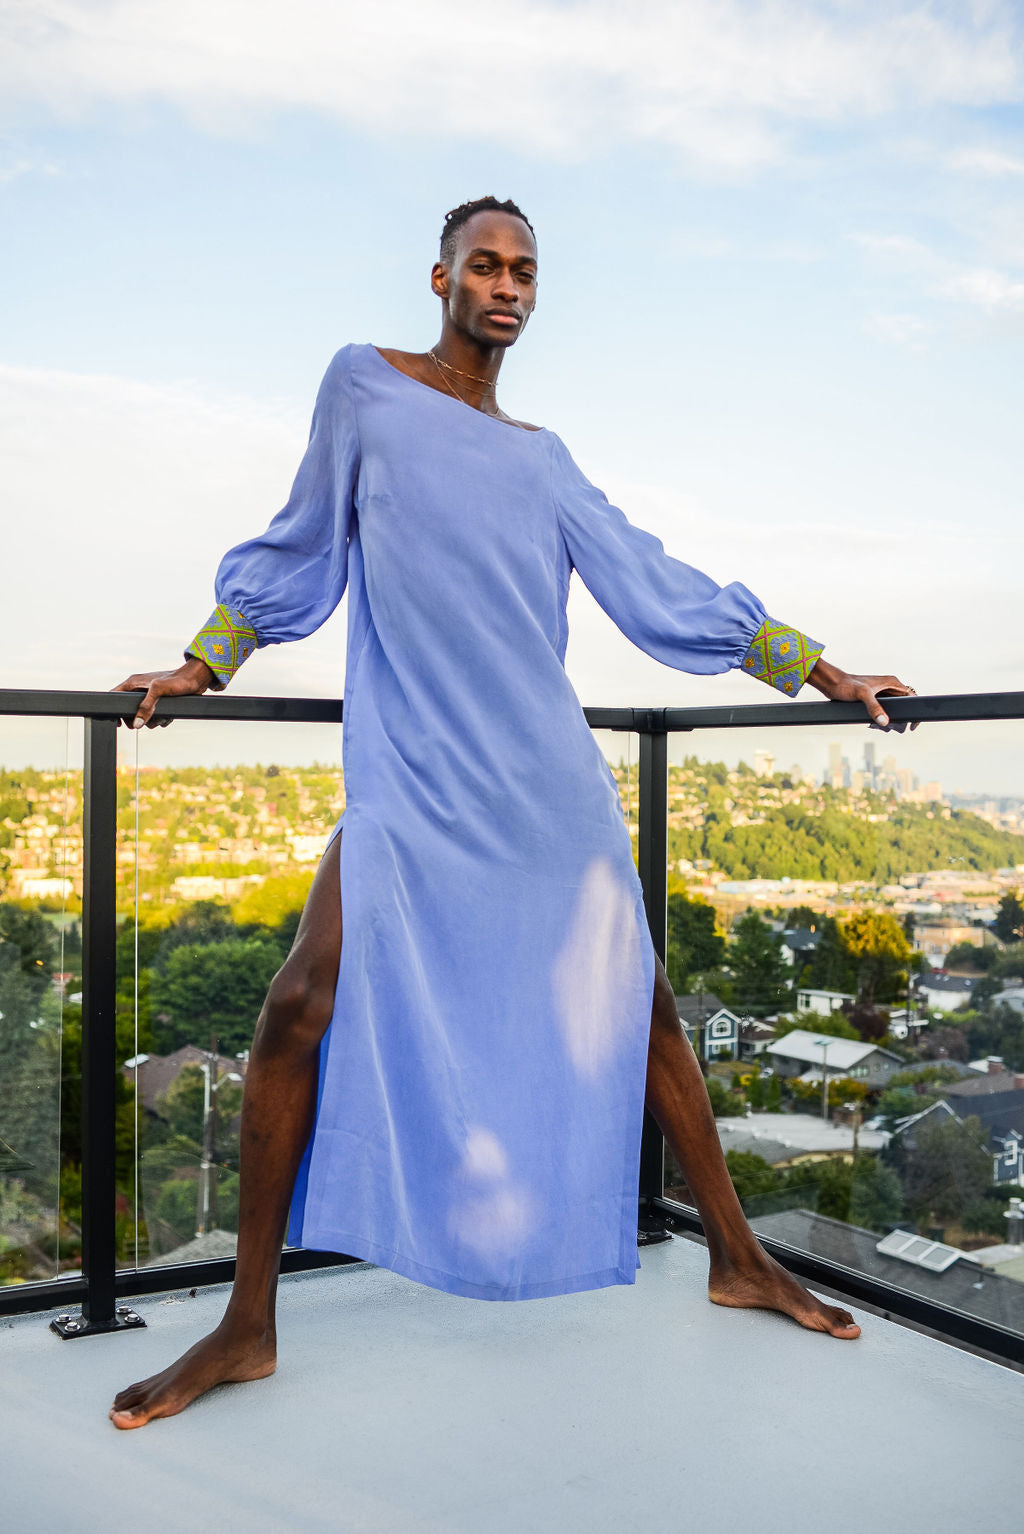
[740,617,824,697]
[185,604,259,690]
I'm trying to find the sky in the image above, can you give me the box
[1,1,1023,790]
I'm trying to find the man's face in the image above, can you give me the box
[433,211,538,347]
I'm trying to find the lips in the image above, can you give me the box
[486,311,520,327]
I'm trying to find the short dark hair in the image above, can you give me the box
[439,197,535,265]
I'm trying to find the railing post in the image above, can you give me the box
[636,720,668,1216]
[51,718,143,1338]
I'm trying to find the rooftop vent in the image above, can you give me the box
[875,1230,965,1273]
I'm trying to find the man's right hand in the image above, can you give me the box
[112,656,217,729]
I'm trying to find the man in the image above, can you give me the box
[110,196,912,1429]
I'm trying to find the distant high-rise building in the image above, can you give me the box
[753,749,775,778]
[864,743,876,772]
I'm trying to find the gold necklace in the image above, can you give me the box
[428,349,497,392]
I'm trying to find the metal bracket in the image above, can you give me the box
[637,1198,674,1247]
[633,708,667,735]
[50,1305,146,1340]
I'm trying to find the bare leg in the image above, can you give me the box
[110,833,344,1428]
[645,957,860,1338]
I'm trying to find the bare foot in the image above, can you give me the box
[708,1250,861,1339]
[109,1323,277,1430]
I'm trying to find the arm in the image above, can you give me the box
[114,348,360,727]
[551,436,913,722]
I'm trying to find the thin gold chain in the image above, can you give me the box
[428,350,470,404]
[428,349,497,391]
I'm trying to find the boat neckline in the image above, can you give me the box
[366,344,548,436]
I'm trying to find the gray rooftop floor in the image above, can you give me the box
[6,1235,1023,1533]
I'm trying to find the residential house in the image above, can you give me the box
[749,1208,1024,1332]
[796,987,855,1015]
[738,1019,777,1062]
[780,928,820,970]
[122,1043,248,1115]
[766,1029,903,1088]
[674,992,743,1061]
[915,972,977,1013]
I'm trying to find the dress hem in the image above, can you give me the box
[293,1226,639,1302]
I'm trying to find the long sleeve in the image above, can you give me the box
[550,434,823,695]
[186,347,359,688]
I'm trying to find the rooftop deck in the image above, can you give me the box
[7,1235,1022,1533]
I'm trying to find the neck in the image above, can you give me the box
[432,326,505,389]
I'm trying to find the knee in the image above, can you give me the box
[257,960,335,1055]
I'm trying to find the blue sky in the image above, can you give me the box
[2,1,1022,790]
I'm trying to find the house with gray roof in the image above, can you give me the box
[766,1029,903,1089]
[674,992,744,1062]
[749,1208,1024,1332]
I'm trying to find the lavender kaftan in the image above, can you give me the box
[193,343,809,1301]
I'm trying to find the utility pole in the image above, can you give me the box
[819,1038,831,1121]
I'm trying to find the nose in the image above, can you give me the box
[491,267,519,302]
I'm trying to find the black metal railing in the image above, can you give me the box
[3,687,1024,1366]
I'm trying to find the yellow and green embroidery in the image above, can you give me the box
[740,618,823,697]
[186,604,259,690]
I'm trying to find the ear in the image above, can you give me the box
[431,261,449,300]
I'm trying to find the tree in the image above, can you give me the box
[724,1149,778,1201]
[729,912,791,1016]
[963,1003,1024,1073]
[765,1073,782,1111]
[945,942,996,973]
[875,1086,940,1132]
[848,1158,903,1231]
[841,911,912,1005]
[921,1025,969,1062]
[705,1077,744,1117]
[806,916,856,995]
[783,1157,856,1221]
[773,1009,858,1042]
[845,1002,890,1043]
[666,890,725,993]
[150,937,283,1055]
[897,1114,991,1229]
[156,1063,243,1146]
[994,892,1024,945]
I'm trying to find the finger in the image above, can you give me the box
[132,683,164,730]
[860,686,889,728]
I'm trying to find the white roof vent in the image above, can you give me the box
[875,1229,964,1273]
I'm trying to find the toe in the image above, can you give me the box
[109,1406,147,1431]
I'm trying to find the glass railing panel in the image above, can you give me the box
[592,727,641,872]
[116,718,344,1272]
[663,718,1024,1339]
[0,716,83,1287]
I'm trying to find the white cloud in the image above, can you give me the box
[863,311,932,348]
[0,145,57,182]
[939,265,1024,312]
[857,229,1024,319]
[948,146,1024,175]
[0,1,1021,169]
